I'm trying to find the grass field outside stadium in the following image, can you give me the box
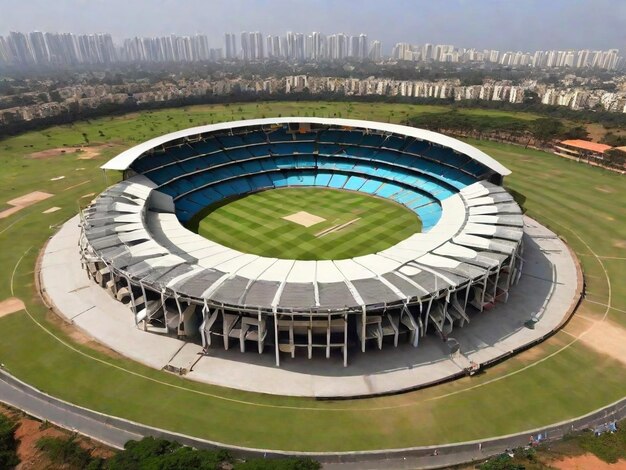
[0,101,624,451]
[189,187,422,260]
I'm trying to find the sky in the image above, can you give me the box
[0,0,624,53]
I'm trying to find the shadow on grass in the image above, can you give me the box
[506,187,527,213]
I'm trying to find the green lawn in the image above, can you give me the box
[190,188,421,260]
[0,102,624,452]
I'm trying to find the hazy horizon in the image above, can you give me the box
[0,0,624,53]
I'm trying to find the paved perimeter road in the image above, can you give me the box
[0,370,494,468]
[0,370,623,469]
[0,373,141,449]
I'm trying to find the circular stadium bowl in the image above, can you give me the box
[80,118,524,366]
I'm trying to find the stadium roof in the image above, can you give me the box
[559,139,612,153]
[101,117,512,176]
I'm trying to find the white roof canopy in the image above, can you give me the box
[101,117,511,176]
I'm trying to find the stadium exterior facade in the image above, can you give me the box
[80,118,524,366]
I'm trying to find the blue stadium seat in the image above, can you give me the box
[260,158,279,171]
[165,144,198,160]
[334,161,356,171]
[317,160,339,171]
[318,143,343,156]
[461,160,489,177]
[250,173,274,190]
[240,159,263,174]
[190,187,222,206]
[318,130,344,143]
[423,146,471,167]
[230,177,251,194]
[267,128,292,142]
[217,134,245,149]
[248,145,271,157]
[374,183,403,198]
[328,173,348,189]
[192,138,221,155]
[213,181,240,198]
[403,140,430,156]
[187,192,213,207]
[406,193,436,209]
[272,173,288,187]
[392,190,419,205]
[179,159,206,174]
[293,132,317,141]
[360,179,383,194]
[315,172,332,187]
[293,142,315,154]
[345,146,375,159]
[284,171,313,186]
[176,198,204,213]
[372,150,401,165]
[225,147,254,162]
[381,136,406,151]
[242,132,267,145]
[343,176,367,191]
[294,155,316,168]
[335,131,363,146]
[416,203,443,231]
[132,152,172,173]
[286,173,302,186]
[359,133,384,147]
[147,165,183,185]
[271,143,300,156]
[275,156,296,168]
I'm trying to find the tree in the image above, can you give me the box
[106,437,231,470]
[0,414,19,469]
[531,118,564,145]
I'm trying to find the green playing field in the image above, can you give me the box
[189,187,422,260]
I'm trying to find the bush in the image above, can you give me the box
[0,414,19,469]
[106,437,231,470]
[235,457,321,470]
[36,435,94,469]
[477,453,524,470]
[565,426,626,464]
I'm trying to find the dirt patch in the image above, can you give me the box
[76,147,103,160]
[0,297,25,317]
[613,240,626,249]
[283,211,326,227]
[578,319,626,367]
[561,315,595,337]
[42,207,61,214]
[0,191,53,219]
[551,453,626,469]
[28,143,116,160]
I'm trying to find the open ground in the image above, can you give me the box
[0,102,624,452]
[190,187,421,260]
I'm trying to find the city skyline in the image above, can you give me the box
[0,29,622,70]
[0,0,624,53]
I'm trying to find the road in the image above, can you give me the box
[0,372,141,449]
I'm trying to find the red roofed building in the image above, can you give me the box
[554,139,613,162]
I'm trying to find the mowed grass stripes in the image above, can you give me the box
[191,188,422,260]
